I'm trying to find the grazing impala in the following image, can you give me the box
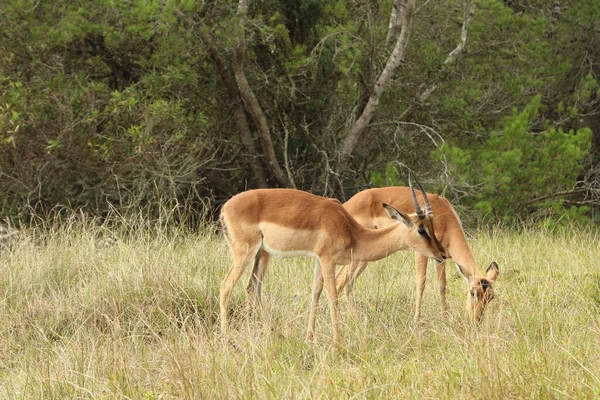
[336,176,500,322]
[219,188,446,343]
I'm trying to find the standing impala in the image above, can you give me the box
[219,188,446,344]
[336,176,500,322]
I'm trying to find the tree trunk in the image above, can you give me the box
[333,0,415,196]
[232,0,289,187]
[208,49,268,188]
[179,11,268,189]
[385,0,403,53]
[196,29,268,188]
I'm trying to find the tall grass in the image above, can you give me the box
[1,217,599,398]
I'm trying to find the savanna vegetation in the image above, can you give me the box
[1,0,600,398]
[0,0,599,225]
[1,218,599,398]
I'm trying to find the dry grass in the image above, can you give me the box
[1,217,599,398]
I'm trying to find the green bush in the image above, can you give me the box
[433,95,591,223]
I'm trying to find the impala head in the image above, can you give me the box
[467,262,499,322]
[382,203,447,263]
[383,174,446,263]
[401,172,448,262]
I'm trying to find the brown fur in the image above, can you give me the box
[337,186,499,322]
[219,188,446,344]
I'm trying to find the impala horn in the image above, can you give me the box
[408,172,432,219]
[413,174,433,215]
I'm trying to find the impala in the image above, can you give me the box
[219,188,446,343]
[336,176,499,322]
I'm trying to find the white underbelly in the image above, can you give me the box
[259,222,320,259]
[261,240,317,259]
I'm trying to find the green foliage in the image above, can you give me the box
[0,0,217,220]
[433,96,592,222]
[370,163,404,188]
[370,162,408,187]
[0,0,598,223]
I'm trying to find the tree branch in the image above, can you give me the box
[520,188,593,207]
[385,0,403,53]
[174,10,268,188]
[195,30,267,188]
[369,120,445,147]
[278,113,297,188]
[399,0,476,120]
[232,0,289,187]
[334,0,416,196]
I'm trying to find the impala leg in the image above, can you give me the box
[435,260,448,315]
[335,264,350,294]
[340,261,368,309]
[414,252,428,324]
[347,261,368,296]
[321,260,343,345]
[335,262,368,294]
[220,242,260,334]
[306,259,324,341]
[246,249,270,305]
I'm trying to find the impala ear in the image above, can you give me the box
[486,262,499,281]
[382,203,413,227]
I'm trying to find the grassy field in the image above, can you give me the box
[1,217,599,399]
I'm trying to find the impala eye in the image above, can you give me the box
[418,227,428,236]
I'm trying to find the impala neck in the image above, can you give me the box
[351,223,411,262]
[445,227,479,280]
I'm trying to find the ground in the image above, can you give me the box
[1,219,599,398]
